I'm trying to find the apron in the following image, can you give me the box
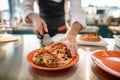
[38,0,66,36]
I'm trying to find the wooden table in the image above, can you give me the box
[0,34,119,80]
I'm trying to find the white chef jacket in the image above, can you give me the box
[21,0,86,28]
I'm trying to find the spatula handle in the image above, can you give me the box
[36,32,42,39]
[37,32,50,40]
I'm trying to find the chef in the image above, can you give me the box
[21,0,86,57]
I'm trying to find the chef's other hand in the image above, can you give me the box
[28,13,48,35]
[58,34,77,57]
[56,22,83,57]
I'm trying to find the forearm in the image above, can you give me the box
[69,0,86,28]
[66,22,83,37]
[21,0,35,23]
[27,13,38,23]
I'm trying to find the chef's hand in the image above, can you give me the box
[57,22,83,57]
[59,34,77,57]
[27,13,48,35]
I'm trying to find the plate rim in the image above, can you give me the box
[27,49,79,71]
[92,50,120,77]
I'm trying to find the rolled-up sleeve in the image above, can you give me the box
[69,0,86,28]
[21,0,35,22]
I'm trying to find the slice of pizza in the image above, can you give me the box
[80,33,101,42]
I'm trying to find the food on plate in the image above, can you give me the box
[32,43,72,67]
[80,33,101,42]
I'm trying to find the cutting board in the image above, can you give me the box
[0,36,21,42]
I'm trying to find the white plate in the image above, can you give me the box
[76,35,108,46]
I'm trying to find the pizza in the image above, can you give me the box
[80,33,101,42]
[32,43,72,67]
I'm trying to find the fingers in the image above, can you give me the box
[29,14,48,35]
[54,40,77,57]
[68,43,77,57]
[71,43,77,57]
[39,19,48,35]
[64,41,77,57]
[70,44,75,57]
[38,23,44,36]
[33,18,48,36]
[42,20,48,32]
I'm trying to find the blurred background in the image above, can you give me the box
[0,0,120,37]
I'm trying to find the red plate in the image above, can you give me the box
[27,49,79,70]
[92,50,120,77]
